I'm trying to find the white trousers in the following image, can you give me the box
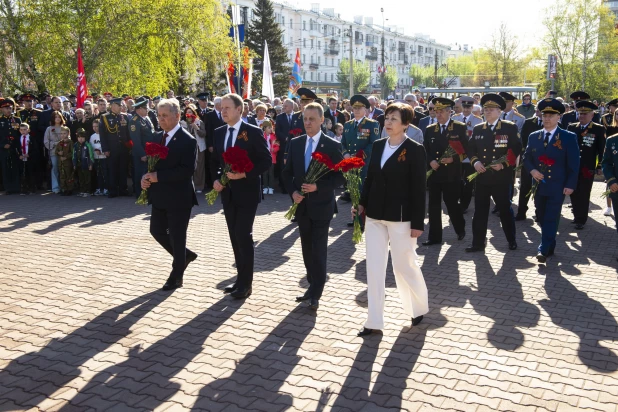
[364,217,429,330]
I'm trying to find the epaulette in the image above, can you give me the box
[514,112,524,118]
[500,119,516,125]
[473,114,483,120]
[451,120,466,126]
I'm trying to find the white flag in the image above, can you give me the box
[261,41,274,101]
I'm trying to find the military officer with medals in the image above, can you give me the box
[601,98,617,128]
[498,92,525,133]
[465,94,522,252]
[515,107,544,221]
[100,97,131,198]
[129,96,156,198]
[16,93,43,188]
[0,98,22,194]
[523,98,579,263]
[560,91,601,127]
[566,100,606,230]
[601,127,618,261]
[452,96,483,212]
[422,97,468,246]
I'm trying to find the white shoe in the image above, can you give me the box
[263,188,268,194]
[268,188,274,195]
[604,207,613,216]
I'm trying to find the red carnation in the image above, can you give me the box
[356,149,365,159]
[335,157,365,173]
[507,149,517,167]
[136,143,169,205]
[581,167,593,179]
[124,140,134,150]
[290,128,303,137]
[449,140,465,155]
[158,145,169,160]
[539,155,555,167]
[312,151,336,170]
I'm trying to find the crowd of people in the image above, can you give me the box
[2,86,618,335]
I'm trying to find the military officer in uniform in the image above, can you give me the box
[100,97,131,198]
[566,101,606,230]
[560,91,601,127]
[601,128,618,261]
[516,107,544,220]
[601,98,617,128]
[452,96,483,212]
[196,92,211,120]
[523,98,579,263]
[498,92,525,133]
[341,95,380,226]
[289,87,316,140]
[129,96,156,197]
[422,97,468,246]
[16,93,43,188]
[0,98,22,194]
[465,94,522,252]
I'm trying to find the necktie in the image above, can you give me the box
[538,119,542,126]
[218,112,222,121]
[332,111,336,117]
[431,118,434,125]
[160,132,168,145]
[305,137,313,171]
[544,132,550,147]
[462,117,467,124]
[226,127,235,151]
[22,137,27,156]
[502,113,506,120]
[441,125,446,135]
[288,114,292,125]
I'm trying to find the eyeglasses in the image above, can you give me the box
[428,107,435,111]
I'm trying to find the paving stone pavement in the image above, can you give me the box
[0,181,617,412]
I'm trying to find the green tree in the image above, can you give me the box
[337,59,370,94]
[484,23,521,86]
[0,0,233,95]
[244,0,290,96]
[382,65,398,96]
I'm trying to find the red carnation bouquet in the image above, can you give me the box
[467,148,519,182]
[284,151,337,220]
[185,113,197,123]
[289,128,303,138]
[136,142,170,205]
[206,146,254,205]
[426,140,466,180]
[124,140,134,150]
[335,151,366,244]
[527,154,554,199]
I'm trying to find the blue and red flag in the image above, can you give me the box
[288,49,302,98]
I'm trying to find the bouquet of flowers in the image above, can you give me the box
[289,128,303,138]
[335,151,366,244]
[467,149,518,182]
[284,152,336,220]
[601,189,612,199]
[136,142,170,205]
[205,146,254,205]
[426,140,466,180]
[186,113,197,124]
[527,154,554,199]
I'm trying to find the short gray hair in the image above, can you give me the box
[157,98,181,116]
[213,97,222,104]
[404,93,417,102]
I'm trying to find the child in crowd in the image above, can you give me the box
[55,126,74,196]
[261,120,279,195]
[73,128,94,197]
[17,123,38,195]
[333,123,344,142]
[89,119,108,196]
[322,118,335,138]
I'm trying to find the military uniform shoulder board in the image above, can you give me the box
[501,119,515,125]
[514,112,524,118]
[451,120,465,126]
[473,114,483,120]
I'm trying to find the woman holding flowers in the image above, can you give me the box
[464,93,522,253]
[354,103,428,336]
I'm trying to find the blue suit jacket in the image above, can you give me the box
[418,116,435,136]
[523,127,580,197]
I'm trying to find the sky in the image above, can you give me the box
[290,0,548,51]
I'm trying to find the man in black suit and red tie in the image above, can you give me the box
[141,98,199,291]
[282,103,345,311]
[211,93,272,299]
[324,97,346,132]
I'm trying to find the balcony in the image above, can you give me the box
[365,41,375,47]
[390,45,396,51]
[366,52,378,60]
[325,46,340,55]
[309,63,319,70]
[398,47,405,53]
[355,38,363,45]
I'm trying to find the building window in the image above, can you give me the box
[290,37,293,46]
[303,39,306,48]
[303,54,306,62]
[303,21,306,30]
[318,56,321,64]
[331,73,334,82]
[311,39,314,48]
[290,18,293,28]
[318,41,321,50]
[311,72,314,80]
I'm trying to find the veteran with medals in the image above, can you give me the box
[100,98,131,197]
[566,101,606,230]
[465,94,522,252]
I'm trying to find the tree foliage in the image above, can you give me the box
[337,59,370,94]
[0,0,233,95]
[244,0,290,97]
[382,65,398,96]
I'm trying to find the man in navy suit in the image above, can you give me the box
[368,96,384,120]
[211,93,272,299]
[141,98,199,291]
[324,97,346,131]
[275,99,294,193]
[523,98,580,263]
[282,103,345,311]
[418,100,437,135]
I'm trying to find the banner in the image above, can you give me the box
[76,47,88,109]
[261,41,274,101]
[288,49,302,98]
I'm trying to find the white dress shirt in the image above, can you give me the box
[224,119,243,148]
[304,132,321,154]
[164,123,181,146]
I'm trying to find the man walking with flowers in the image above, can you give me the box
[464,94,522,252]
[523,98,579,263]
[140,98,199,291]
[282,102,344,310]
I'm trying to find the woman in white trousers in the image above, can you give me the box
[354,102,429,336]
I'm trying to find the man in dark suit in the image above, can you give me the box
[37,95,72,136]
[282,103,345,311]
[211,93,272,299]
[516,108,544,220]
[141,98,199,291]
[324,97,346,132]
[560,91,600,127]
[275,98,294,193]
[205,97,225,189]
[368,96,384,120]
[418,100,437,135]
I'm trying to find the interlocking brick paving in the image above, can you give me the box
[0,181,617,411]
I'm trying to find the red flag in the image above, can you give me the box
[76,47,88,109]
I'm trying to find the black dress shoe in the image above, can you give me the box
[548,248,555,257]
[291,217,297,223]
[575,224,584,230]
[357,327,379,337]
[309,298,319,310]
[347,222,354,227]
[465,246,485,253]
[339,193,351,202]
[185,252,198,270]
[509,241,518,250]
[570,220,576,224]
[421,240,442,246]
[107,193,118,198]
[514,214,526,221]
[162,278,183,291]
[536,252,547,263]
[295,291,310,302]
[230,287,252,299]
[223,283,237,293]
[457,232,466,241]
[412,316,424,326]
